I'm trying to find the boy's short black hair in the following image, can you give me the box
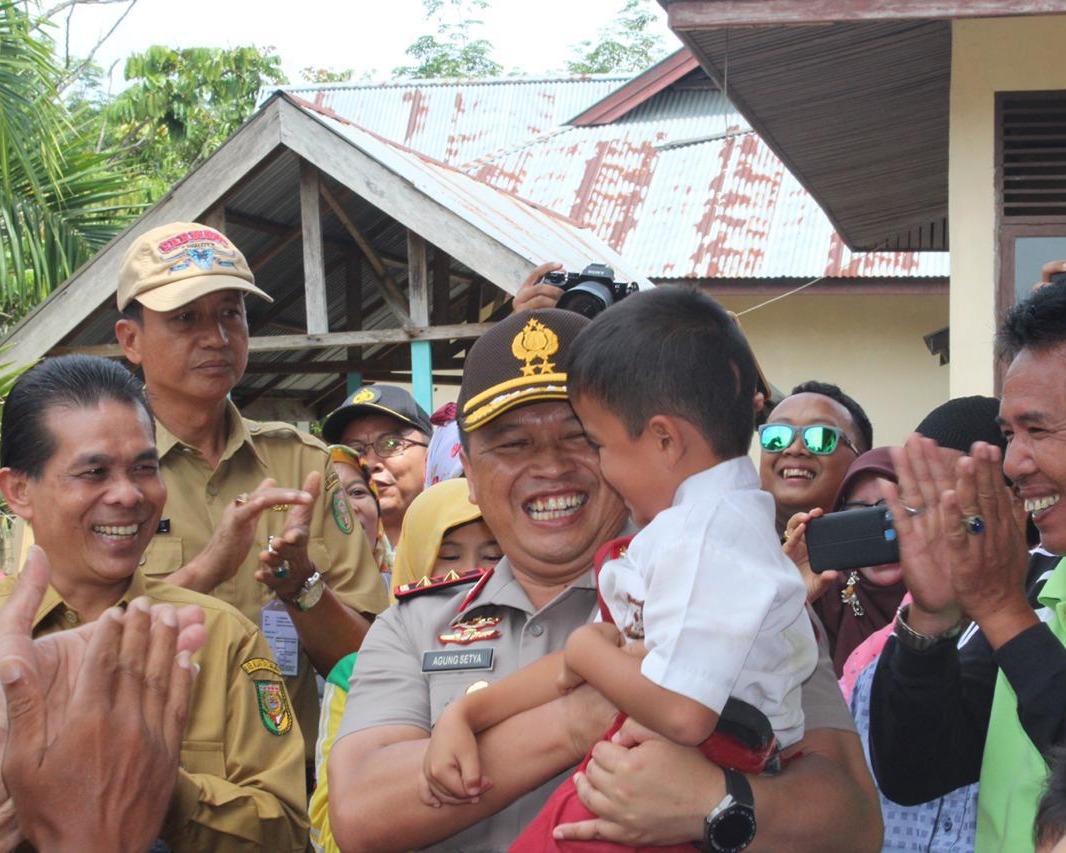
[789,379,873,453]
[566,286,758,459]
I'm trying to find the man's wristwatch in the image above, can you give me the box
[697,768,756,852]
[893,604,963,652]
[284,569,324,612]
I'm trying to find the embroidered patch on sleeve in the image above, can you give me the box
[330,489,354,534]
[242,658,293,735]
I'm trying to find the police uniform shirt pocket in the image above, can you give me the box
[140,536,184,578]
[428,671,494,724]
[180,740,226,777]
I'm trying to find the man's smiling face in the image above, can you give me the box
[759,392,862,532]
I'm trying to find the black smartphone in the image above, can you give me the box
[806,506,899,574]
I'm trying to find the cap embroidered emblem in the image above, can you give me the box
[351,388,377,404]
[511,318,559,376]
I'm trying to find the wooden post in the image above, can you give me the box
[299,160,328,335]
[346,250,363,396]
[407,230,433,414]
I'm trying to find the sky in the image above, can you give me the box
[57,0,678,92]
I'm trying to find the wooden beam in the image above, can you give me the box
[407,232,429,327]
[227,208,476,284]
[665,0,1066,28]
[202,204,226,232]
[320,184,412,326]
[299,160,328,335]
[432,246,451,325]
[60,322,497,358]
[277,99,533,298]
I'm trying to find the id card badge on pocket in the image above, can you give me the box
[261,599,300,677]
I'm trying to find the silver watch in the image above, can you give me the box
[893,604,962,652]
[289,570,324,612]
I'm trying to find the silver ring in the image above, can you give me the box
[902,503,925,517]
[274,560,290,579]
[267,535,278,556]
[962,514,985,535]
[234,492,248,506]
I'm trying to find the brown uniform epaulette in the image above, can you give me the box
[393,568,489,601]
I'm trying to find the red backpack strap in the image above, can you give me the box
[593,535,634,625]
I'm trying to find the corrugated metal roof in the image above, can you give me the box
[272,76,628,166]
[465,89,948,278]
[286,74,947,281]
[299,100,653,288]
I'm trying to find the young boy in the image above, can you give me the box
[421,287,818,851]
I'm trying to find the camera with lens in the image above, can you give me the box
[543,263,638,319]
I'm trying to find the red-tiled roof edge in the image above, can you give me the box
[568,49,701,127]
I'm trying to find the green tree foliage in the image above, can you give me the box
[0,2,137,329]
[300,66,355,84]
[566,0,668,75]
[394,0,502,79]
[103,45,287,198]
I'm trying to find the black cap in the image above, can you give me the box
[457,309,590,433]
[915,395,1005,454]
[321,385,432,444]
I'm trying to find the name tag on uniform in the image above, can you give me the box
[421,648,494,673]
[261,600,300,677]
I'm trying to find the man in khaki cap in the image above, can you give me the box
[113,222,389,780]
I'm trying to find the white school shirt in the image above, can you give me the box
[598,455,817,747]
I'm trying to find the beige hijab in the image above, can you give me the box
[391,478,484,593]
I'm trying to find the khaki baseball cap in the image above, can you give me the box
[117,222,272,311]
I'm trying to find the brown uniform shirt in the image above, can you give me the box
[0,571,309,852]
[140,402,389,759]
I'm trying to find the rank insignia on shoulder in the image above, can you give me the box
[438,615,502,646]
[394,567,489,601]
[324,471,340,493]
[241,658,293,735]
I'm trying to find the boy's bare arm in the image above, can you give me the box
[459,649,569,732]
[332,685,618,852]
[566,624,719,746]
[422,650,575,801]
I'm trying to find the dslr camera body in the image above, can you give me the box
[544,263,638,318]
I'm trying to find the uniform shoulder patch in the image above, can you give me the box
[394,568,489,601]
[330,489,354,534]
[242,657,293,735]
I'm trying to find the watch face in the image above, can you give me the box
[712,807,756,852]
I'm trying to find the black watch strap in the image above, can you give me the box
[698,768,756,852]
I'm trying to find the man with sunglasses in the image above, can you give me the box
[113,222,389,777]
[758,381,873,538]
[321,385,433,546]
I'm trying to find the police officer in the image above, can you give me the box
[327,309,882,852]
[113,222,389,770]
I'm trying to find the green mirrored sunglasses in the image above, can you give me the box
[758,423,860,456]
